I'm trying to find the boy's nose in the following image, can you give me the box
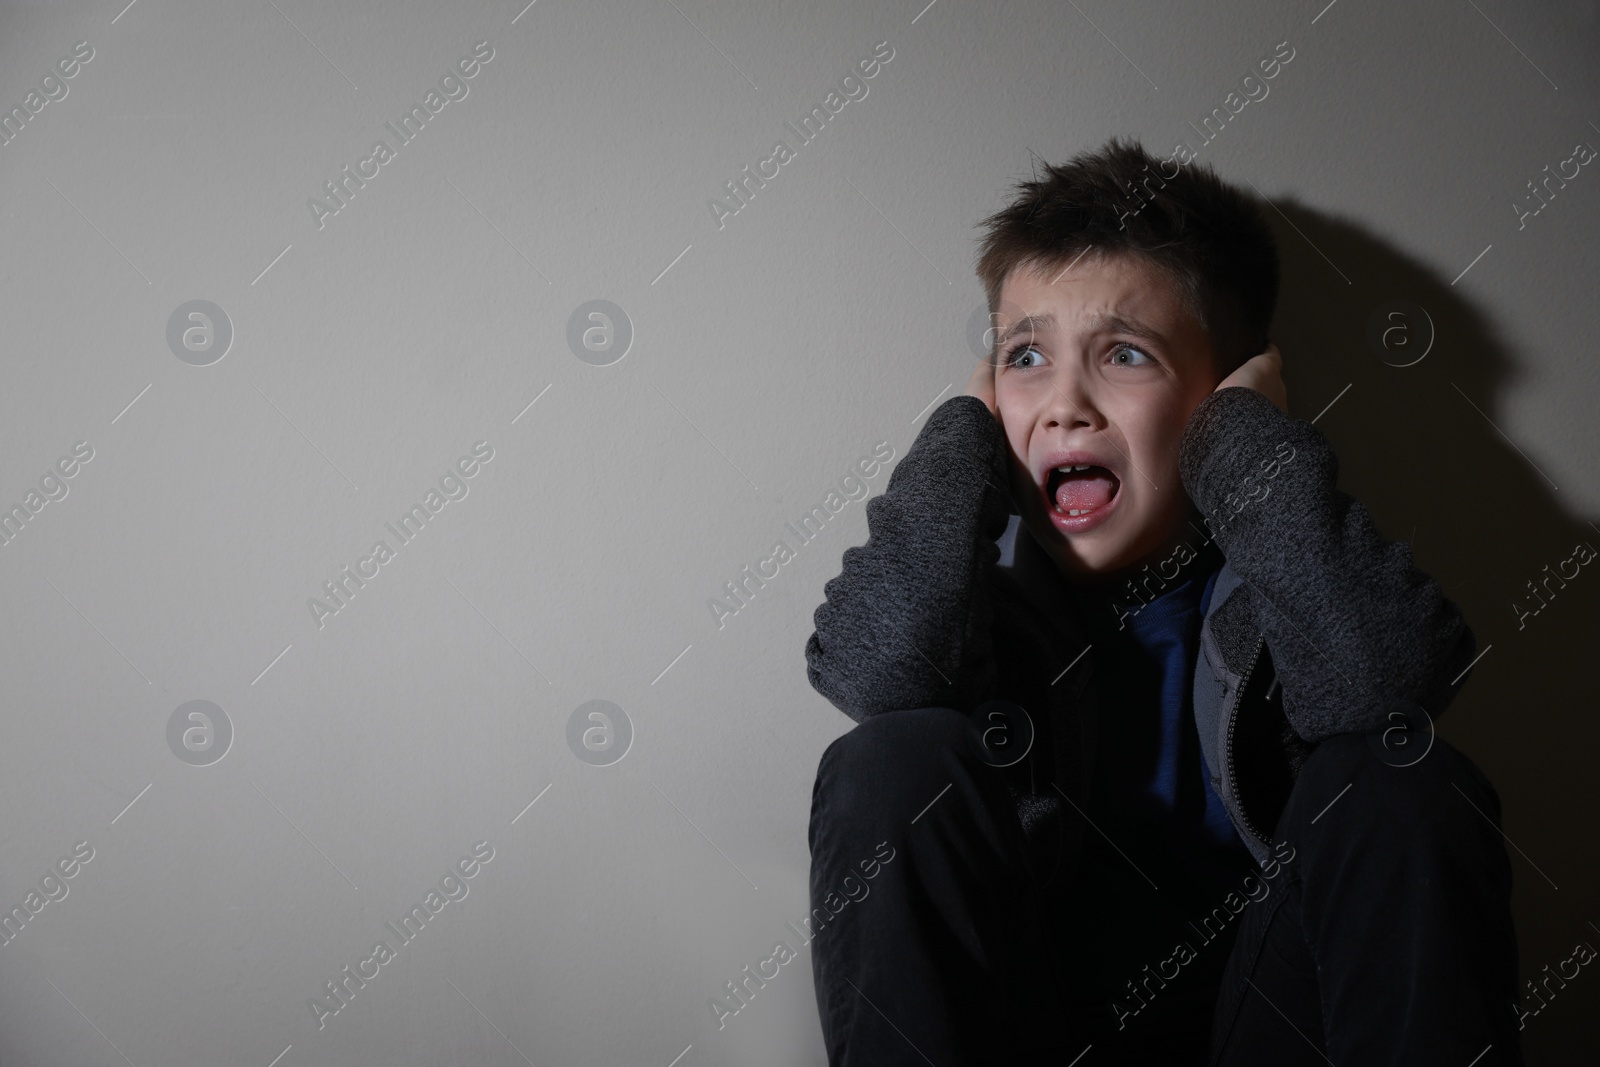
[1042,367,1102,429]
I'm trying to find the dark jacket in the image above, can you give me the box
[804,386,1479,869]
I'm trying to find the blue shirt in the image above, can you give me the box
[1105,548,1246,866]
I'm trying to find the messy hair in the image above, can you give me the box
[974,136,1280,375]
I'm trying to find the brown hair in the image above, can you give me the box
[974,136,1279,375]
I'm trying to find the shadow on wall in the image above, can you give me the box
[1265,199,1597,1064]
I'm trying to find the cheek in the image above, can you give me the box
[1120,406,1186,470]
[995,401,1029,462]
[1002,419,1026,462]
[1004,433,1035,501]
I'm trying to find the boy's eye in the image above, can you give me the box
[1110,343,1155,367]
[1002,344,1041,368]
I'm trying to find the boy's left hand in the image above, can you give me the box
[964,352,998,419]
[1215,342,1288,414]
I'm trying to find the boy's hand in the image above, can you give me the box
[965,353,998,418]
[1215,343,1288,414]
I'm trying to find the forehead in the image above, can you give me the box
[995,253,1194,330]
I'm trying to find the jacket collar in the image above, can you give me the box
[998,512,1237,628]
[996,513,1079,627]
[994,515,1102,686]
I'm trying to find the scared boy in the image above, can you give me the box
[804,137,1522,1066]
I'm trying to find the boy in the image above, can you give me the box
[804,137,1522,1065]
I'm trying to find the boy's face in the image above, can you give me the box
[992,253,1223,586]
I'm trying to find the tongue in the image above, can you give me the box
[1055,469,1116,512]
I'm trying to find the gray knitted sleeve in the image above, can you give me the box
[804,394,1014,723]
[1179,386,1479,741]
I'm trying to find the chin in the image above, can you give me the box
[1024,511,1137,584]
[1062,547,1140,585]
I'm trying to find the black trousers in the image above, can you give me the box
[806,705,1523,1066]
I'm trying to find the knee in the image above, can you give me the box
[1287,730,1518,927]
[813,706,971,820]
[1292,729,1504,841]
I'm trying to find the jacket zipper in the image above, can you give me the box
[1224,633,1271,847]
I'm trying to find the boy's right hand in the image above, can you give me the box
[964,352,998,419]
[1215,343,1288,413]
[807,354,1014,721]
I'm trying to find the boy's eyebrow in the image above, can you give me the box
[995,310,1170,348]
[995,313,1055,345]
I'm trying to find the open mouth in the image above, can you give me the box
[1045,464,1121,519]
